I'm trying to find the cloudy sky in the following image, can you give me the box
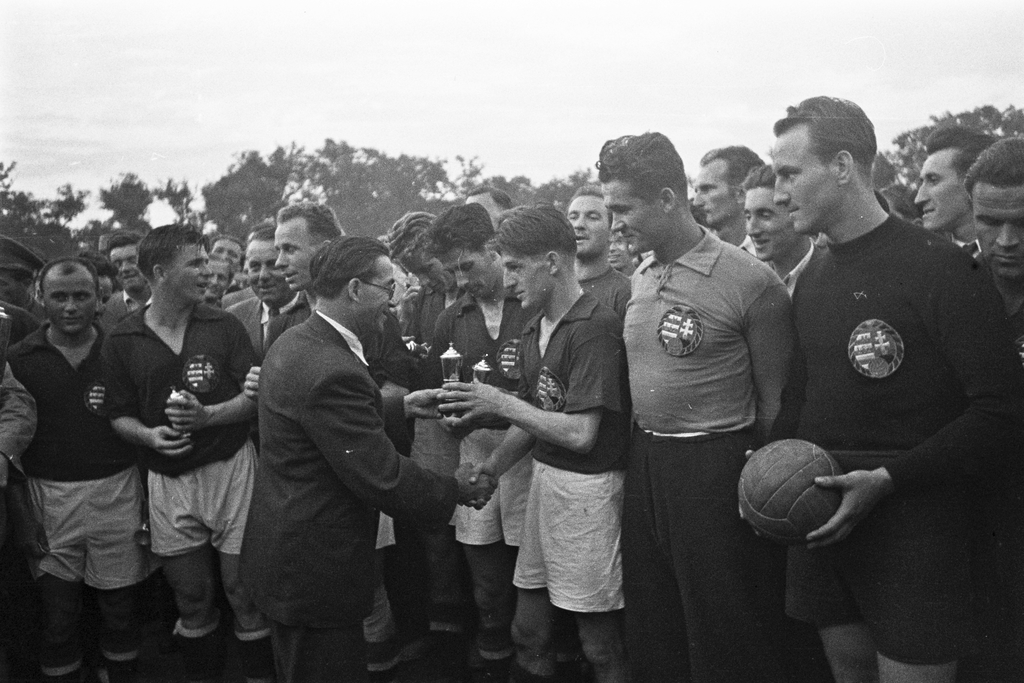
[2,0,1022,227]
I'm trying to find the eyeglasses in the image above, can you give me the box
[361,279,397,300]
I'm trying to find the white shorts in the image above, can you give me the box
[513,460,625,613]
[29,467,150,589]
[453,428,532,547]
[148,440,256,557]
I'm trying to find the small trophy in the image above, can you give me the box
[440,343,463,385]
[472,359,492,384]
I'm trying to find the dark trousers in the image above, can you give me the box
[271,620,367,683]
[622,429,826,683]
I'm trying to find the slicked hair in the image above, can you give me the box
[496,205,577,258]
[426,203,496,257]
[248,223,277,245]
[309,236,389,300]
[773,96,877,173]
[138,225,208,280]
[965,137,1024,195]
[277,202,344,241]
[597,132,688,201]
[925,126,997,178]
[741,165,777,192]
[467,185,514,211]
[38,257,98,295]
[105,230,143,255]
[700,146,765,187]
[385,211,436,270]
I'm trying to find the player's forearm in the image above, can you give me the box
[499,396,600,454]
[484,425,536,478]
[111,416,155,448]
[199,392,257,428]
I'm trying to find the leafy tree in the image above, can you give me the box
[99,173,152,234]
[884,104,1024,187]
[155,178,200,226]
[202,147,299,238]
[535,169,596,210]
[0,162,86,258]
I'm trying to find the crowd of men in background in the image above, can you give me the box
[0,95,1022,683]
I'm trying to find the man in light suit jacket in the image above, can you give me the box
[239,236,495,682]
[226,226,297,361]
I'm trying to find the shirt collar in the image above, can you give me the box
[780,241,816,288]
[261,294,299,324]
[315,311,368,366]
[636,227,723,277]
[522,291,598,336]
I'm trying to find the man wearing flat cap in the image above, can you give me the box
[0,236,44,344]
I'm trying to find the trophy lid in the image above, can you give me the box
[440,342,462,360]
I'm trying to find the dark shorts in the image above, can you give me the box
[786,484,972,665]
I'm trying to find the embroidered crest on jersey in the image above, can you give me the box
[1015,334,1024,369]
[535,367,567,412]
[182,355,219,393]
[84,381,108,416]
[497,339,521,380]
[848,319,904,379]
[658,306,703,357]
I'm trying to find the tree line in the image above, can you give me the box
[3,104,1022,260]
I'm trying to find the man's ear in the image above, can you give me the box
[546,251,561,274]
[659,187,680,214]
[833,151,856,186]
[345,278,361,301]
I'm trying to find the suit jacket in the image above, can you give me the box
[221,287,256,310]
[226,296,264,361]
[239,313,458,628]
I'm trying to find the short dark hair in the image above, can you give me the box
[597,132,688,201]
[925,126,997,178]
[426,204,496,257]
[309,236,389,300]
[138,225,208,280]
[248,224,277,245]
[700,146,765,187]
[965,137,1024,195]
[76,249,118,282]
[467,185,514,211]
[496,205,577,259]
[773,96,877,172]
[385,211,436,270]
[105,230,143,255]
[38,257,98,296]
[211,233,244,253]
[277,202,343,241]
[741,165,777,192]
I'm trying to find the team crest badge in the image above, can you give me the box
[535,367,566,412]
[848,319,904,379]
[182,355,219,393]
[84,381,107,416]
[658,306,703,357]
[497,339,521,380]
[1015,334,1024,369]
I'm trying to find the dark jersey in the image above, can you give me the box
[579,267,631,320]
[9,325,135,481]
[102,304,255,476]
[517,293,629,474]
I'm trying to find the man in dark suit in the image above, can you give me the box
[226,226,297,361]
[240,236,495,682]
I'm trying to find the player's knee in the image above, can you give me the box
[96,585,136,632]
[578,626,624,670]
[512,614,549,654]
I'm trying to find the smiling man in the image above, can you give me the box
[915,126,995,251]
[102,225,272,683]
[102,231,151,327]
[741,165,816,296]
[771,97,1024,683]
[227,226,297,360]
[599,132,801,682]
[566,185,630,319]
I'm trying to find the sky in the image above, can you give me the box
[2,0,1022,228]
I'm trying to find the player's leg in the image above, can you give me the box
[462,541,517,661]
[162,546,224,683]
[36,574,84,682]
[94,585,140,683]
[818,623,878,683]
[877,654,955,683]
[574,611,627,683]
[510,588,556,678]
[219,551,274,683]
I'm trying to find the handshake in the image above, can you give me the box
[454,462,497,510]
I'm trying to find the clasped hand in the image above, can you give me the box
[454,462,496,509]
[437,381,507,430]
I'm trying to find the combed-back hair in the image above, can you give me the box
[210,233,244,253]
[138,225,208,280]
[741,165,777,192]
[925,126,997,178]
[385,211,436,270]
[277,202,343,241]
[38,257,98,295]
[467,185,514,211]
[569,184,603,202]
[309,236,389,300]
[105,230,143,255]
[426,203,496,257]
[773,96,877,173]
[248,224,277,244]
[596,132,688,201]
[496,205,577,258]
[77,249,118,282]
[700,146,765,187]
[965,137,1024,195]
